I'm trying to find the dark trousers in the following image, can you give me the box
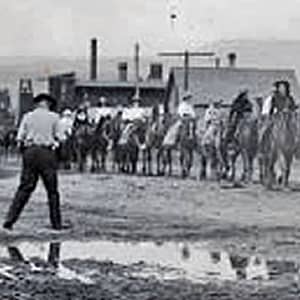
[4,146,61,229]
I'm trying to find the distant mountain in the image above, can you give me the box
[2,39,300,109]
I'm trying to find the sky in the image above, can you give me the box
[2,0,300,57]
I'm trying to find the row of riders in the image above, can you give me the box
[3,80,297,189]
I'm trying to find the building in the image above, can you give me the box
[74,79,166,108]
[18,79,34,125]
[0,88,14,128]
[48,72,76,111]
[47,39,167,112]
[166,66,300,117]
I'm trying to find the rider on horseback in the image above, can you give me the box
[259,81,297,144]
[74,103,89,128]
[204,99,223,129]
[226,89,253,143]
[270,81,296,115]
[177,91,196,138]
[177,91,196,119]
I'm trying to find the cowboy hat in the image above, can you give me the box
[131,94,141,102]
[99,96,108,104]
[274,80,290,88]
[213,99,223,105]
[33,93,57,105]
[62,108,72,116]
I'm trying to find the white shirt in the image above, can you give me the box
[123,107,145,121]
[88,107,112,124]
[17,107,60,147]
[177,101,196,118]
[261,95,273,116]
[57,116,74,141]
[204,105,220,126]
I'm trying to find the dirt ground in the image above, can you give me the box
[1,157,300,299]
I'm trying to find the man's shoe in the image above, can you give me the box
[2,222,13,231]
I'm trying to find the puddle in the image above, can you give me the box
[0,240,293,284]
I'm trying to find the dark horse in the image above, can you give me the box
[141,113,172,176]
[90,116,111,173]
[72,115,95,172]
[2,128,18,160]
[224,112,258,183]
[117,119,146,174]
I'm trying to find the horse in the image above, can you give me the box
[178,117,197,178]
[117,119,146,174]
[229,112,259,183]
[57,132,74,170]
[261,110,298,189]
[2,128,18,160]
[72,115,95,172]
[198,119,225,181]
[160,117,182,176]
[89,116,111,173]
[141,113,172,176]
[109,113,124,172]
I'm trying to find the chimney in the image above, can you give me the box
[118,62,128,81]
[215,57,221,68]
[134,42,140,82]
[90,38,98,80]
[228,52,237,68]
[149,63,163,80]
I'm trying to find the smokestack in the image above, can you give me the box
[90,38,98,80]
[118,62,128,81]
[215,57,221,68]
[228,52,237,68]
[134,43,140,82]
[149,63,163,80]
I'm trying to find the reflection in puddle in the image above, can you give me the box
[0,240,274,284]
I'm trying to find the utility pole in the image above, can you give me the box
[158,50,215,91]
[133,42,140,100]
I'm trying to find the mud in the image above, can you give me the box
[0,240,300,299]
[1,158,300,298]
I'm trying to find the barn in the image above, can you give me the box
[166,66,300,117]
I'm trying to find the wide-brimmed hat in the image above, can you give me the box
[116,105,123,113]
[33,93,57,105]
[131,94,141,103]
[274,80,290,88]
[99,96,108,104]
[213,99,223,105]
[62,108,72,116]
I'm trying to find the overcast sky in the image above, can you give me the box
[2,0,300,57]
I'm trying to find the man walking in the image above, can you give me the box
[3,93,62,231]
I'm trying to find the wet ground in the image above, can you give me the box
[1,157,300,299]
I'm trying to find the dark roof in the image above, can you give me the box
[168,67,300,105]
[75,80,166,90]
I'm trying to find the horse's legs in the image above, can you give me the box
[131,148,138,174]
[157,148,163,176]
[187,150,193,176]
[78,151,85,172]
[240,150,249,183]
[180,148,186,178]
[101,150,106,172]
[200,155,207,180]
[142,149,146,175]
[147,148,153,176]
[280,153,293,188]
[228,155,236,182]
[167,149,172,176]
